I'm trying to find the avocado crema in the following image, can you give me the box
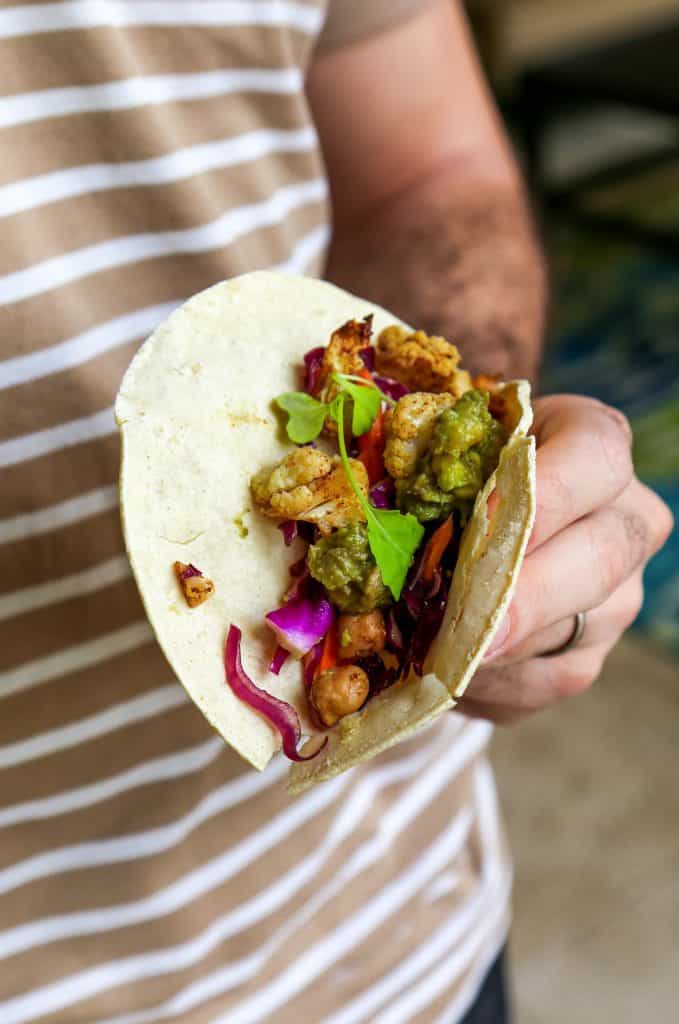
[396,389,507,523]
[307,523,392,613]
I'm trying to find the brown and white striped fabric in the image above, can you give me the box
[0,3,512,1021]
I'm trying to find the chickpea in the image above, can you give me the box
[337,611,386,660]
[310,666,369,728]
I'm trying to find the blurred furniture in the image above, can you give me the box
[466,0,679,84]
[516,17,679,255]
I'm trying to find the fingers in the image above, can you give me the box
[460,572,645,723]
[454,393,673,727]
[494,571,644,665]
[461,644,607,720]
[634,481,675,557]
[486,477,668,663]
[527,395,634,554]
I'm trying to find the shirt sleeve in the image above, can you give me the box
[317,0,436,51]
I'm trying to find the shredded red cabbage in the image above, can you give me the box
[303,346,325,395]
[385,607,405,655]
[302,639,323,687]
[289,555,307,578]
[381,521,454,678]
[373,375,409,401]
[225,626,324,762]
[426,568,443,599]
[302,522,319,543]
[369,478,395,510]
[278,520,316,547]
[359,346,375,372]
[180,564,202,580]
[284,567,312,604]
[401,543,429,619]
[356,655,399,699]
[265,597,334,658]
[268,644,289,676]
[408,583,449,676]
[278,521,298,546]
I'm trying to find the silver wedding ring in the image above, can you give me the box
[539,610,587,658]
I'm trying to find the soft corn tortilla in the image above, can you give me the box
[116,271,535,792]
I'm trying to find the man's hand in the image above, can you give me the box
[457,396,673,723]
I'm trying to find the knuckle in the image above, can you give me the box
[650,495,674,553]
[620,482,672,562]
[621,510,651,570]
[589,511,631,598]
[534,467,575,528]
[627,485,673,560]
[592,401,634,492]
[602,404,633,444]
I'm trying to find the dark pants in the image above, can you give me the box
[458,948,510,1024]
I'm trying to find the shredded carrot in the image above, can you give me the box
[318,623,338,674]
[358,408,386,484]
[472,373,500,392]
[358,367,375,384]
[422,516,454,581]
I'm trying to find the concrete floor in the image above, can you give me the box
[492,633,679,1023]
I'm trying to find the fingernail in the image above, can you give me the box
[484,613,511,660]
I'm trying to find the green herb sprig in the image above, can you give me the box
[274,375,423,600]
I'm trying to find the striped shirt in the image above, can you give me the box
[0,2,512,1021]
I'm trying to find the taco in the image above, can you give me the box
[116,271,535,793]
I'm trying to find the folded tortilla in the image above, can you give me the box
[116,272,536,793]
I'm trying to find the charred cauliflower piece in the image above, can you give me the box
[376,325,471,397]
[314,317,372,403]
[384,392,455,480]
[313,317,372,432]
[250,447,368,535]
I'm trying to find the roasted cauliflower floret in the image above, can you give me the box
[384,392,455,480]
[314,317,372,402]
[250,447,368,535]
[312,318,372,433]
[375,325,471,397]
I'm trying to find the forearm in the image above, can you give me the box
[325,168,547,384]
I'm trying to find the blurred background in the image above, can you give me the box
[463,1,679,1020]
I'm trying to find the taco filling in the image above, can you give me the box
[116,272,535,788]
[229,317,507,747]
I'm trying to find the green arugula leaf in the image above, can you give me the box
[331,375,382,436]
[334,374,396,407]
[332,393,424,600]
[274,392,327,443]
[366,508,425,600]
[275,374,392,445]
